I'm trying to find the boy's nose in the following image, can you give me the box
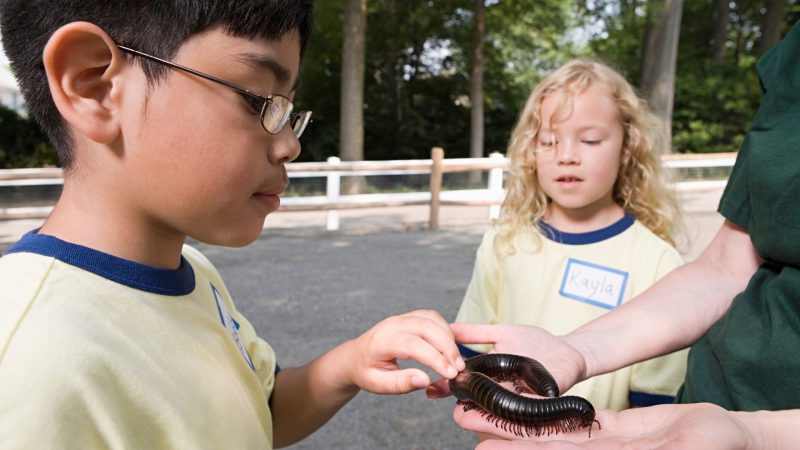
[269,127,301,164]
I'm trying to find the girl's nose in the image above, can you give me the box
[556,139,580,164]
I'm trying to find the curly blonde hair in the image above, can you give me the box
[495,59,684,256]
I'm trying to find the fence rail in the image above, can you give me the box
[0,149,736,229]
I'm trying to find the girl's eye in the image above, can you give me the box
[536,132,556,146]
[582,140,602,145]
[240,94,263,114]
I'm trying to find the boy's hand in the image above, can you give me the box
[344,309,465,394]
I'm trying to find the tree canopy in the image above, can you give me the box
[294,0,798,161]
[2,0,798,166]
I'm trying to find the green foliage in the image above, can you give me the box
[577,0,648,83]
[577,0,794,154]
[670,0,779,153]
[296,0,577,161]
[0,104,58,168]
[4,0,797,166]
[672,58,760,153]
[295,0,797,161]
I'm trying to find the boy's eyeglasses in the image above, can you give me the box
[117,45,312,138]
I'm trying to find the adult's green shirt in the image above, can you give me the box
[678,22,800,411]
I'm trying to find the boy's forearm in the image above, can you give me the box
[270,340,360,448]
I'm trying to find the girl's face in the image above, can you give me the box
[534,83,625,228]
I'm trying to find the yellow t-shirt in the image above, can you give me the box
[0,232,277,449]
[456,215,687,411]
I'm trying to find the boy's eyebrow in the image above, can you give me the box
[235,52,300,91]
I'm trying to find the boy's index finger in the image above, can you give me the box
[396,314,463,373]
[406,309,453,336]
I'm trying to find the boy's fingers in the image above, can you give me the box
[399,315,465,372]
[405,309,455,337]
[393,333,459,379]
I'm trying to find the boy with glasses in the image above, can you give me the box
[0,1,464,448]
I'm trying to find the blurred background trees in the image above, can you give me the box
[295,0,798,162]
[1,0,798,167]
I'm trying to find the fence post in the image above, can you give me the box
[429,147,444,230]
[488,152,504,220]
[326,156,341,231]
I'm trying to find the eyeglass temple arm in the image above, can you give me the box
[116,45,270,102]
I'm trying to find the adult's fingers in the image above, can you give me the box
[450,322,505,345]
[362,367,432,394]
[425,378,452,398]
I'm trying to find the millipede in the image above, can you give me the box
[450,353,601,438]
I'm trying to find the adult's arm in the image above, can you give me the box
[566,219,761,381]
[433,220,762,400]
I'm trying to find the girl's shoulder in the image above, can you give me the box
[627,220,684,264]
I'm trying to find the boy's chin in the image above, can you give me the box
[192,222,265,248]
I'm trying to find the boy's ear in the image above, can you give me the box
[43,22,126,145]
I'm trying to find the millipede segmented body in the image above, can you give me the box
[450,353,601,438]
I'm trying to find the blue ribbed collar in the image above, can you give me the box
[538,213,635,245]
[3,230,195,296]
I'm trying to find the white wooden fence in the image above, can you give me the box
[0,149,736,230]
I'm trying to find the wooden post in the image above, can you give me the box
[429,147,444,230]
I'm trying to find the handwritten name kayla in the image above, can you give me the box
[558,258,629,310]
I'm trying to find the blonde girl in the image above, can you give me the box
[497,58,683,255]
[455,59,688,413]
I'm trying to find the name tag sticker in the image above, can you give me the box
[559,258,628,310]
[212,283,256,370]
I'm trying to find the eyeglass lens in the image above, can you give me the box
[261,97,311,138]
[291,111,312,137]
[262,98,291,134]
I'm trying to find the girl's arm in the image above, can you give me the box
[269,309,464,448]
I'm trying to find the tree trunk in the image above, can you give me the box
[711,0,730,63]
[640,0,683,151]
[469,0,485,185]
[756,0,787,55]
[340,0,367,194]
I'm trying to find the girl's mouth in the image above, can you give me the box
[556,176,583,189]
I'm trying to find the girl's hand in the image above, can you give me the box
[460,403,754,450]
[343,309,465,394]
[426,323,586,399]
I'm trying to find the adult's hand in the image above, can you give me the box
[426,323,586,399]
[464,403,755,450]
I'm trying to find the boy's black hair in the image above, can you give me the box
[0,0,314,170]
